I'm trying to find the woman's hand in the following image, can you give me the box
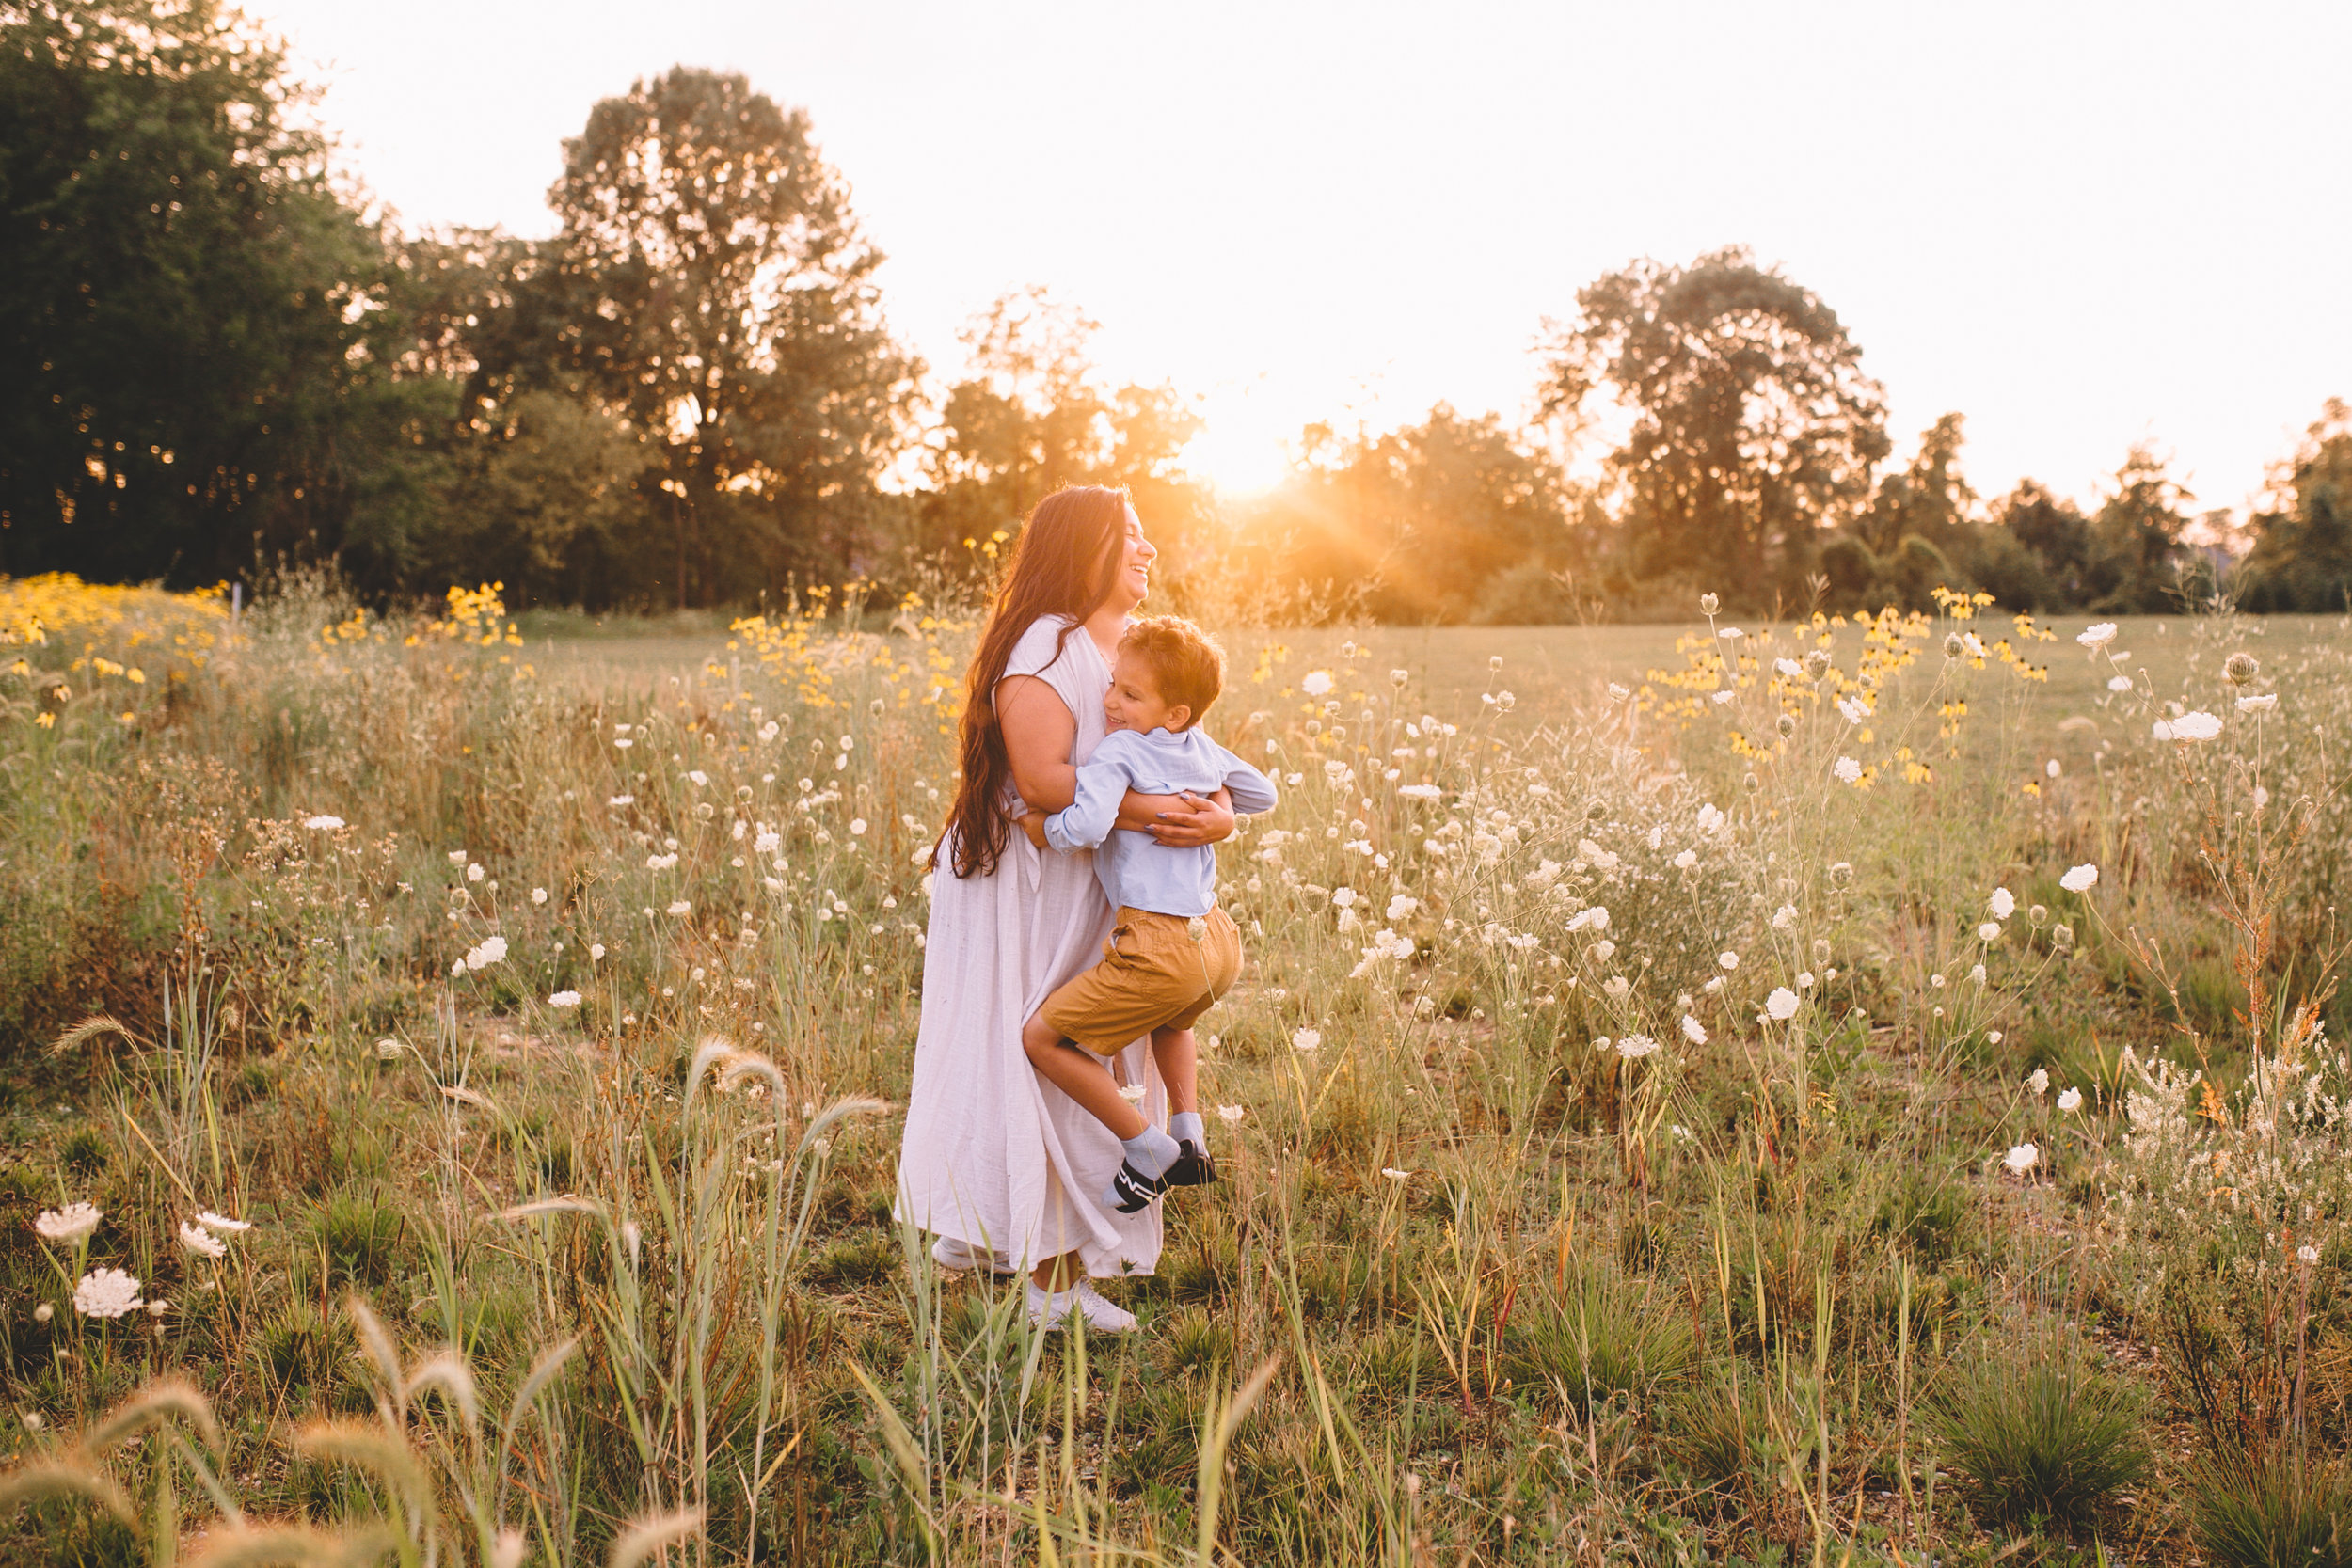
[1146,789,1235,847]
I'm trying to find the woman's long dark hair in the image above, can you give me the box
[941,484,1132,879]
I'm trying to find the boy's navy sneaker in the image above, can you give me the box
[1163,1140,1218,1187]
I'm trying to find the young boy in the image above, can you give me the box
[1018,616,1278,1213]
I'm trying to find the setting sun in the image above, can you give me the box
[1180,391,1295,498]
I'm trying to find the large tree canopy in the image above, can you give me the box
[919,287,1208,581]
[1540,247,1889,608]
[548,66,914,604]
[1247,406,1578,624]
[0,0,402,582]
[2236,400,2352,613]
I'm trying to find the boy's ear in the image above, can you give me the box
[1165,702,1193,732]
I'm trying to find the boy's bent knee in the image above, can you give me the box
[1021,1017,1065,1064]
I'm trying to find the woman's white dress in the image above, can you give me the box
[895,615,1164,1278]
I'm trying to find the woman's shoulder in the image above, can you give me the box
[1003,614,1082,680]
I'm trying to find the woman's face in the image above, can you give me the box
[1105,504,1156,611]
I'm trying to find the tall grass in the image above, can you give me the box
[0,574,2346,1560]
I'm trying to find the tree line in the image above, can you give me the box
[5,0,2346,619]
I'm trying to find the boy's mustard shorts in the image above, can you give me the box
[1039,907,1241,1058]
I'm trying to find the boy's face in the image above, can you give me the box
[1104,649,1190,734]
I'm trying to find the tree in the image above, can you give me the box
[1243,405,1578,623]
[466,392,649,605]
[548,67,914,605]
[0,0,405,583]
[1538,247,1888,608]
[918,287,1209,580]
[2235,400,2352,613]
[1991,480,2093,606]
[2085,444,2192,612]
[1858,413,1975,556]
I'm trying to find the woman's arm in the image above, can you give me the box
[998,675,1079,813]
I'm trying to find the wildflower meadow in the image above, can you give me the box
[1,569,2349,1565]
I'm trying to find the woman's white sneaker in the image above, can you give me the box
[930,1236,1011,1275]
[1025,1280,1137,1334]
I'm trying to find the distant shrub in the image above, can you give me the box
[1504,1267,1694,1410]
[2191,1450,2352,1568]
[802,1232,897,1290]
[1877,1168,1970,1268]
[1932,1334,2148,1529]
[313,1193,405,1286]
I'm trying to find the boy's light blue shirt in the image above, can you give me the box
[1043,726,1279,917]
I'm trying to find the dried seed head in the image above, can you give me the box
[2224,651,2260,687]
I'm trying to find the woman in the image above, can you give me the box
[896,486,1234,1331]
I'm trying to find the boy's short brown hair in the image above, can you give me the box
[1120,616,1224,728]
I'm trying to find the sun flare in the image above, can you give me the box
[1180,388,1295,497]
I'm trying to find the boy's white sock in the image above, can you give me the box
[1168,1110,1205,1148]
[1119,1124,1180,1180]
[1102,1124,1181,1210]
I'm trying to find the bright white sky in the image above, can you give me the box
[253,0,2347,515]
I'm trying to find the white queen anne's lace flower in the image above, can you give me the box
[1216,1104,1246,1125]
[548,990,582,1008]
[2164,710,2223,742]
[73,1268,143,1319]
[2058,1087,2084,1112]
[1834,757,1863,784]
[463,935,507,971]
[2076,623,2118,650]
[1617,1034,1660,1060]
[1300,671,1334,697]
[33,1203,101,1243]
[2003,1143,2039,1175]
[1989,887,2016,919]
[302,815,345,831]
[1766,988,1799,1022]
[2235,693,2278,715]
[178,1221,227,1259]
[1681,1015,1708,1045]
[2060,864,2099,894]
[1291,1027,1323,1052]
